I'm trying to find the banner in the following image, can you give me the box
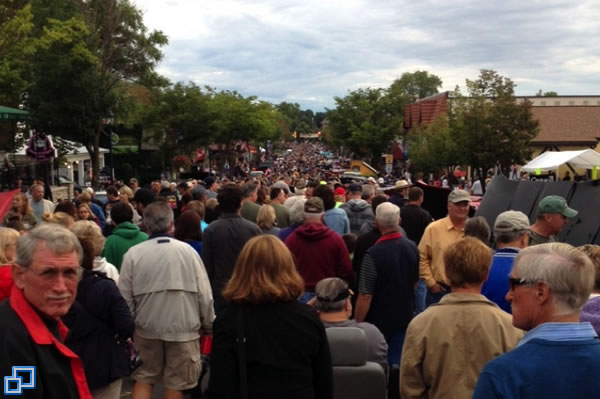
[0,189,19,223]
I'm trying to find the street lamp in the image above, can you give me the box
[102,112,115,185]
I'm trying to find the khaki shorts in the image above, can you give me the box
[132,332,201,391]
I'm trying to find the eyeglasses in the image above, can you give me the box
[508,277,536,290]
[26,266,84,282]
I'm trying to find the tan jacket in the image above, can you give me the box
[400,293,523,399]
[418,216,463,287]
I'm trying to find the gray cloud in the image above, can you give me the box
[136,0,600,111]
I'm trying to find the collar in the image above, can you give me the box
[375,232,402,245]
[517,322,598,347]
[436,292,495,306]
[496,247,520,253]
[10,286,93,398]
[149,233,171,239]
[442,216,463,232]
[221,212,242,219]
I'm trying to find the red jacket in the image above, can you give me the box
[285,222,353,291]
[0,265,13,301]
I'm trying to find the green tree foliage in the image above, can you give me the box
[326,87,401,162]
[389,70,443,101]
[406,113,460,176]
[535,91,558,97]
[28,0,167,187]
[0,0,34,105]
[454,69,539,182]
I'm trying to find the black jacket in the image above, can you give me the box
[63,271,135,389]
[206,301,333,399]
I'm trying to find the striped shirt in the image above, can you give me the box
[517,322,598,348]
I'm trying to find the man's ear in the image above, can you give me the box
[12,264,26,289]
[535,282,551,304]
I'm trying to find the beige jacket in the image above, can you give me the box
[400,293,523,399]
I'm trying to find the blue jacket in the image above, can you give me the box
[481,248,519,313]
[473,338,600,399]
[323,208,350,236]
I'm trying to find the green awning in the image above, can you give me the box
[0,105,30,121]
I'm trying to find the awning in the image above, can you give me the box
[521,149,600,172]
[0,105,30,121]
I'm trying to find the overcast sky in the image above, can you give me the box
[133,0,600,111]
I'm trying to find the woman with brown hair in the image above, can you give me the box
[78,203,100,226]
[2,193,37,230]
[174,210,203,257]
[206,235,332,399]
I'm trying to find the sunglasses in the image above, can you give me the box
[508,277,536,290]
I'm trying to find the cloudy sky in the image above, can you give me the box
[133,0,600,111]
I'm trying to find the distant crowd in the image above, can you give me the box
[1,143,599,399]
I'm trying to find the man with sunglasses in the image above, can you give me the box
[473,243,600,399]
[0,224,92,398]
[529,195,577,246]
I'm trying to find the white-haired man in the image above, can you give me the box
[473,243,600,399]
[355,202,419,368]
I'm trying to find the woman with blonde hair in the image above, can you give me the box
[0,227,20,300]
[2,193,37,230]
[256,204,280,236]
[78,203,100,226]
[42,211,75,228]
[207,235,332,399]
[118,185,140,224]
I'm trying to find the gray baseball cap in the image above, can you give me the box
[494,210,530,233]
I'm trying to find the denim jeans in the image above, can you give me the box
[384,329,407,367]
[414,279,427,315]
[425,288,449,308]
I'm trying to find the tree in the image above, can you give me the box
[406,114,460,176]
[389,70,443,101]
[326,87,401,162]
[0,0,34,106]
[28,0,167,187]
[536,91,558,97]
[453,69,539,186]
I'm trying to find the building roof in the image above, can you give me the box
[403,92,448,131]
[530,106,600,146]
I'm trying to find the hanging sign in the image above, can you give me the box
[25,133,56,161]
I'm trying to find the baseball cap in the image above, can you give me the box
[335,187,346,196]
[304,197,324,213]
[377,177,384,184]
[348,183,362,193]
[367,177,377,184]
[448,189,471,203]
[537,195,578,217]
[494,210,530,233]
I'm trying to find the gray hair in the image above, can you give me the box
[143,201,174,234]
[303,212,323,222]
[314,277,349,313]
[16,224,83,268]
[362,185,375,200]
[290,199,307,225]
[375,202,400,229]
[242,182,258,198]
[513,243,595,314]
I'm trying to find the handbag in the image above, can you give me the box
[116,336,143,372]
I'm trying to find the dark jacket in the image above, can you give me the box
[202,213,262,313]
[365,236,419,334]
[399,204,433,244]
[285,222,353,292]
[340,199,374,234]
[206,301,333,399]
[0,287,92,399]
[63,271,135,390]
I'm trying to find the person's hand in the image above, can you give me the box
[306,296,317,307]
[429,283,445,294]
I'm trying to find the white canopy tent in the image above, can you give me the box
[521,149,600,172]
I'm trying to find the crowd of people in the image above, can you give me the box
[1,142,599,399]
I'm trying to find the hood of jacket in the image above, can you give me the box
[295,222,335,241]
[346,199,371,213]
[113,221,144,239]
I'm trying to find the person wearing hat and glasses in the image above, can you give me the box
[529,195,577,246]
[481,210,531,313]
[389,180,410,208]
[418,189,471,307]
